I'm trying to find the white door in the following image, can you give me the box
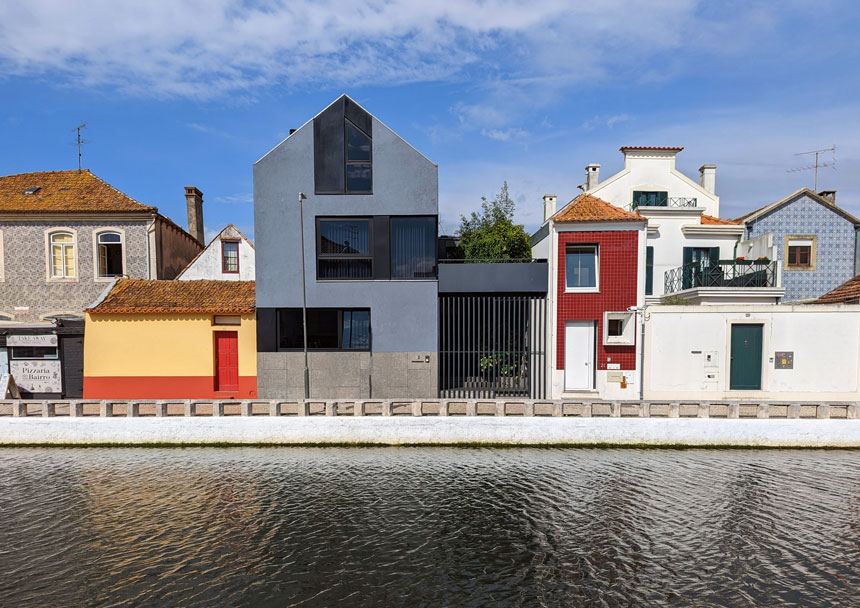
[564,321,594,390]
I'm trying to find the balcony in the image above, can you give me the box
[437,258,548,294]
[631,196,697,211]
[663,260,784,304]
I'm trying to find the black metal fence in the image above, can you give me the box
[664,260,778,294]
[439,295,546,399]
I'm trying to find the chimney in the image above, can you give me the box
[699,164,716,193]
[818,190,836,204]
[185,186,204,244]
[543,194,557,222]
[585,163,600,190]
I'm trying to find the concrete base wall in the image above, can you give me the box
[258,351,437,399]
[1,417,858,447]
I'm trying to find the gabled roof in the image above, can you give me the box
[554,193,643,223]
[0,170,157,214]
[86,279,255,314]
[736,188,860,225]
[175,224,254,278]
[815,275,860,304]
[701,214,740,225]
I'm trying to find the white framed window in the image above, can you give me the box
[565,244,599,291]
[603,311,635,345]
[46,229,77,281]
[94,229,125,279]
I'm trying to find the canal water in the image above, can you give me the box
[0,448,857,607]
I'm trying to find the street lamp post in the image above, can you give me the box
[298,192,310,399]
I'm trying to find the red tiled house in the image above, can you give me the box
[531,193,646,398]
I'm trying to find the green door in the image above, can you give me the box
[730,324,763,390]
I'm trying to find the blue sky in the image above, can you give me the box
[1,0,859,240]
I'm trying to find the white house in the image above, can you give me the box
[644,304,860,401]
[583,146,783,304]
[176,224,255,281]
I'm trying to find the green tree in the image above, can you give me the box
[457,182,532,260]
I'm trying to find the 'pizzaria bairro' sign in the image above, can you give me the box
[9,360,62,394]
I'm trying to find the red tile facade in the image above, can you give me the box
[556,230,639,370]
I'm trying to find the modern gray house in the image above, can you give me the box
[254,95,439,398]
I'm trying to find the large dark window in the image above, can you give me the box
[345,120,372,193]
[278,308,370,351]
[317,218,372,278]
[632,191,668,209]
[391,216,436,279]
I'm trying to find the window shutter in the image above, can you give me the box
[709,247,720,265]
[646,246,654,295]
[682,247,693,265]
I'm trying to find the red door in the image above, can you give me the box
[215,331,239,392]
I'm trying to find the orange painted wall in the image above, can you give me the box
[83,376,257,399]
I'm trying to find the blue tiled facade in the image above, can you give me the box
[745,193,858,301]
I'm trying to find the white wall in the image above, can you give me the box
[178,231,255,281]
[738,232,777,261]
[644,305,860,400]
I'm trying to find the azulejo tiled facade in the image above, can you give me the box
[744,193,858,302]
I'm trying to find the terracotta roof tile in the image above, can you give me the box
[815,275,860,304]
[700,214,740,225]
[87,279,255,314]
[619,146,684,152]
[554,193,642,223]
[0,170,156,214]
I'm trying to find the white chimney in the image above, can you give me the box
[699,164,716,194]
[585,164,600,190]
[543,194,557,222]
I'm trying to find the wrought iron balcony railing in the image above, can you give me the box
[631,197,697,210]
[664,260,778,294]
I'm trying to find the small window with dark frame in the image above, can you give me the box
[222,240,240,274]
[607,319,624,337]
[97,231,123,277]
[787,244,812,267]
[345,120,372,193]
[317,218,372,279]
[277,308,370,351]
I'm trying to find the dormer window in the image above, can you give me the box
[24,186,41,195]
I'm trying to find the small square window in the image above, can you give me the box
[786,236,815,270]
[565,245,598,290]
[603,312,635,345]
[608,319,624,336]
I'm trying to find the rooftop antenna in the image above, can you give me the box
[72,122,88,171]
[787,145,836,192]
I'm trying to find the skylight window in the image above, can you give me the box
[24,186,41,195]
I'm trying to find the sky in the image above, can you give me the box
[1,0,859,241]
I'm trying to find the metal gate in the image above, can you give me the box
[439,295,546,398]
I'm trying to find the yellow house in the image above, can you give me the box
[84,279,256,399]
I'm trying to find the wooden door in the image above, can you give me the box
[730,324,763,390]
[215,331,239,392]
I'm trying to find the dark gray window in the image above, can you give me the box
[345,120,372,192]
[317,218,372,278]
[277,308,370,351]
[391,216,437,279]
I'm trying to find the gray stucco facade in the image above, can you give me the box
[744,192,859,302]
[254,95,439,399]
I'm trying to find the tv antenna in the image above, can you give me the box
[787,145,836,192]
[72,122,88,171]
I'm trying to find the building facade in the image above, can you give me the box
[0,169,202,398]
[532,193,646,399]
[738,189,859,302]
[84,279,257,399]
[580,147,783,304]
[254,95,439,399]
[177,224,255,281]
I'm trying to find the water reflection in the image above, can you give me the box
[0,448,857,607]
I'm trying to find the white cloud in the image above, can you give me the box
[214,193,253,204]
[0,1,798,100]
[481,128,529,141]
[582,113,630,131]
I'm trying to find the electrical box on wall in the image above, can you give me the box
[774,351,793,369]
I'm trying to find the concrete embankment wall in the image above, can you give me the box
[1,418,858,447]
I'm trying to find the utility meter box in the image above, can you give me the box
[774,351,793,369]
